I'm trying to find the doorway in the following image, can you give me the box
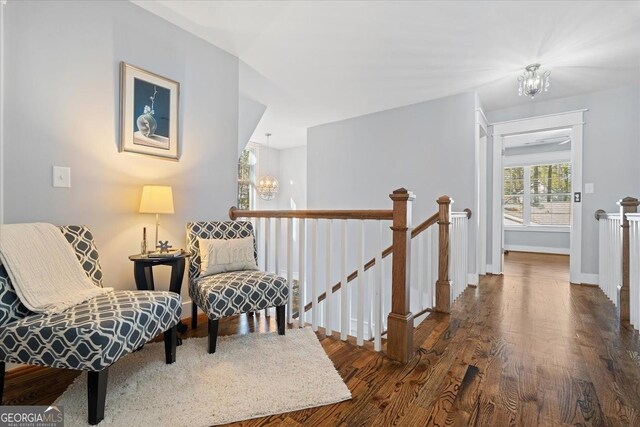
[489,110,585,283]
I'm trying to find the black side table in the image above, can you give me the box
[129,252,191,343]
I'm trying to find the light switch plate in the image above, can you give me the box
[52,166,71,188]
[585,183,594,194]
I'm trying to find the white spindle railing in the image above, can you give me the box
[248,216,393,345]
[410,209,471,324]
[450,212,470,304]
[627,214,640,329]
[597,212,622,305]
[410,223,436,321]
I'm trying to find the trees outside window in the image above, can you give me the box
[503,162,571,227]
[237,148,256,210]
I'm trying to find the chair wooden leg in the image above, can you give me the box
[88,368,108,425]
[0,361,5,405]
[208,318,219,354]
[191,302,198,329]
[276,305,286,335]
[164,325,177,364]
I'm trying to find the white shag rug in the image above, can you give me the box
[55,328,351,426]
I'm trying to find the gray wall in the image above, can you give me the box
[504,230,569,254]
[278,146,307,211]
[487,85,640,275]
[308,92,476,217]
[307,92,477,282]
[2,1,239,302]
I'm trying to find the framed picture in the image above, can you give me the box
[120,62,180,160]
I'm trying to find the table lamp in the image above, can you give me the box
[139,185,174,251]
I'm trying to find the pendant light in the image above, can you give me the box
[256,133,279,201]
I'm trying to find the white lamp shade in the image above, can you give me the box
[139,185,175,214]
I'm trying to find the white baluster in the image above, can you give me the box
[298,218,306,327]
[311,219,318,331]
[629,220,640,329]
[449,218,455,302]
[633,222,637,327]
[287,218,293,324]
[357,220,365,346]
[325,219,333,336]
[374,221,383,351]
[600,219,603,296]
[417,232,425,313]
[426,227,433,308]
[264,217,271,317]
[264,217,271,273]
[275,218,281,276]
[340,220,349,340]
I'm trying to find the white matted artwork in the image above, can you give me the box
[119,62,180,160]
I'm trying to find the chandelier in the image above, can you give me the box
[256,133,279,201]
[517,63,550,99]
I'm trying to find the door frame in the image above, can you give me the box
[475,108,489,279]
[489,110,586,283]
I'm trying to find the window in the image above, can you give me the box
[237,148,256,210]
[503,162,571,227]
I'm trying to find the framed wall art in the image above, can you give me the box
[120,62,180,160]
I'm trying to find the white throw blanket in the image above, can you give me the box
[0,223,111,314]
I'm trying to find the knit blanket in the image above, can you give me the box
[0,223,110,314]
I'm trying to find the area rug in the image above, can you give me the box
[55,328,351,426]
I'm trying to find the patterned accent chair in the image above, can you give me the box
[186,221,289,353]
[0,226,182,425]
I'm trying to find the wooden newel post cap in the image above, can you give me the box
[229,206,238,220]
[389,188,415,201]
[619,197,640,208]
[437,195,452,205]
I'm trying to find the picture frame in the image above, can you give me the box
[119,62,180,160]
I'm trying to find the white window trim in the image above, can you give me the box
[503,151,571,167]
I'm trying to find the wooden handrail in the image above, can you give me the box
[594,209,620,221]
[229,206,393,221]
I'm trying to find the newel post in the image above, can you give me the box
[435,195,451,313]
[619,197,639,323]
[387,188,415,364]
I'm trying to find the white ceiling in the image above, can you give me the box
[133,1,640,149]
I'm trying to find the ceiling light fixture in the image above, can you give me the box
[517,63,550,99]
[256,133,279,201]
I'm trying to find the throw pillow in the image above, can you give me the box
[198,236,258,277]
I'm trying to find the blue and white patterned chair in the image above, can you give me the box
[0,226,182,425]
[186,221,289,353]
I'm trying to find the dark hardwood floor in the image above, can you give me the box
[4,252,640,426]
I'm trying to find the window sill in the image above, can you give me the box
[504,226,570,233]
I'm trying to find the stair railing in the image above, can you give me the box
[595,197,640,328]
[229,189,471,363]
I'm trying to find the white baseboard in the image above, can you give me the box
[181,300,194,319]
[504,245,569,255]
[467,273,479,285]
[579,273,598,285]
